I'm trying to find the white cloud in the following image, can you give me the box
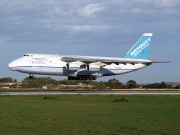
[145,0,180,8]
[109,0,180,16]
[110,0,180,8]
[66,25,134,34]
[48,7,62,16]
[67,25,110,32]
[77,4,104,17]
[0,0,180,35]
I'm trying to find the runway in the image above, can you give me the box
[1,90,180,95]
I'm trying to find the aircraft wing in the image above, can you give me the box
[61,56,152,65]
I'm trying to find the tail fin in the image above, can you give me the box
[123,33,153,59]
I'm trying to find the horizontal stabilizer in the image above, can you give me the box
[151,60,171,63]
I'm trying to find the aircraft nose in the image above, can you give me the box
[8,60,18,71]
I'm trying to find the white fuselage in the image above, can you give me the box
[8,54,151,79]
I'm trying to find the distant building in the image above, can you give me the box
[42,86,47,90]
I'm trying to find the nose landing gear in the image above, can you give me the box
[29,74,35,79]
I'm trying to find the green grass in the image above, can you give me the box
[0,95,180,135]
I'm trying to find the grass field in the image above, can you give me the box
[0,95,179,135]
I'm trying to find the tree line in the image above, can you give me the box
[0,77,179,89]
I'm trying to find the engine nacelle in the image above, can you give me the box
[66,62,84,70]
[87,64,101,71]
[66,63,80,70]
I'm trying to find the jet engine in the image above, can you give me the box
[66,61,84,70]
[87,63,101,71]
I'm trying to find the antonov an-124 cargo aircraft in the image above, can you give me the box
[8,33,169,80]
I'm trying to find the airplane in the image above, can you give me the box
[8,33,169,80]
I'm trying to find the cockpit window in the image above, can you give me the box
[23,54,29,57]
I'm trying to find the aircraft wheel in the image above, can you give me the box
[29,76,35,79]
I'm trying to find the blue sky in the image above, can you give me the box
[0,0,180,83]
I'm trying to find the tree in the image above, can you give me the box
[0,77,14,83]
[175,84,180,89]
[13,79,17,82]
[107,78,122,89]
[126,80,137,89]
[143,81,173,89]
[159,81,166,88]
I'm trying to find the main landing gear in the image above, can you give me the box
[68,75,96,80]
